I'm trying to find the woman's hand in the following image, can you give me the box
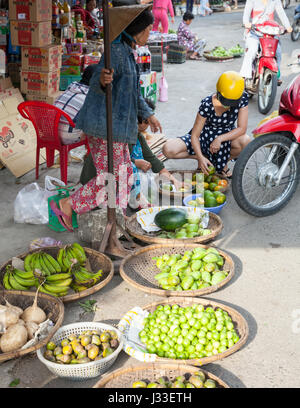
[171,17,175,24]
[135,159,152,173]
[244,22,251,29]
[148,115,162,133]
[210,137,222,154]
[197,156,213,175]
[100,68,114,87]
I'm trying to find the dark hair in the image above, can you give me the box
[183,11,194,21]
[138,98,155,123]
[80,64,98,86]
[124,9,154,40]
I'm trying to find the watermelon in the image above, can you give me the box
[154,208,188,231]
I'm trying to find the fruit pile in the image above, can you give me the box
[139,303,240,359]
[132,371,217,388]
[154,208,212,239]
[153,247,228,291]
[208,44,244,58]
[2,243,103,297]
[228,44,244,56]
[44,329,119,364]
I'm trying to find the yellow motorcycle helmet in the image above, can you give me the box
[216,71,245,107]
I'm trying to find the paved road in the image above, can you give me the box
[0,5,300,388]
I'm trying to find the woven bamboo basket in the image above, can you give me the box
[120,243,234,298]
[0,247,113,303]
[156,170,229,200]
[125,212,223,245]
[125,297,248,366]
[0,289,64,363]
[93,362,229,388]
[203,51,234,61]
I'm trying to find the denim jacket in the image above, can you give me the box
[75,41,154,144]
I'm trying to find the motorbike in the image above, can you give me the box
[232,74,300,217]
[291,4,300,42]
[245,20,285,115]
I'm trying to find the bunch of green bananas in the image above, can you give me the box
[3,265,38,291]
[71,265,103,292]
[24,252,61,276]
[37,272,73,297]
[57,243,87,272]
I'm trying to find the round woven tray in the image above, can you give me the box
[0,247,114,303]
[93,362,230,388]
[203,51,234,61]
[120,243,234,297]
[131,297,249,366]
[125,212,223,245]
[156,170,229,200]
[0,289,64,363]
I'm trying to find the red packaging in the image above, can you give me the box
[9,0,52,22]
[21,69,60,96]
[21,45,62,72]
[10,20,52,47]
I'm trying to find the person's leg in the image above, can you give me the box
[194,39,207,56]
[160,10,169,33]
[163,137,195,159]
[230,134,251,159]
[152,8,161,31]
[239,35,259,79]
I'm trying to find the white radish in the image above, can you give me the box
[21,286,46,324]
[0,323,28,353]
[25,321,39,339]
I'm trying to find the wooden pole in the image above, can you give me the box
[99,0,138,257]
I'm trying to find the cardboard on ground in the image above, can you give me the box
[0,86,45,177]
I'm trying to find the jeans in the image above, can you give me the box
[186,0,194,12]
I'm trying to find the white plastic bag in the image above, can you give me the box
[14,176,65,225]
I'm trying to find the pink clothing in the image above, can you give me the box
[153,0,174,17]
[153,0,174,33]
[153,8,169,33]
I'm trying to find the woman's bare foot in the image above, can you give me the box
[59,198,73,229]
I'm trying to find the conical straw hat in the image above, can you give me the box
[109,4,152,42]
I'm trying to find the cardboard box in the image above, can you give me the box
[60,65,81,76]
[21,44,62,72]
[21,69,60,96]
[26,92,61,104]
[0,77,13,92]
[62,54,83,67]
[10,20,52,47]
[0,89,45,177]
[9,0,52,22]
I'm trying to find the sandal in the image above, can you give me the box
[189,55,201,60]
[50,200,74,232]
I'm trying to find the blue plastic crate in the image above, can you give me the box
[59,75,81,91]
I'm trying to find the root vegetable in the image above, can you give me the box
[25,322,39,339]
[4,299,23,317]
[0,323,28,353]
[21,286,46,324]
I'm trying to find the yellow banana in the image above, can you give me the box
[14,269,35,279]
[43,282,71,294]
[46,273,72,282]
[24,254,33,272]
[13,272,37,288]
[45,253,61,273]
[39,286,68,297]
[8,274,28,291]
[3,271,13,290]
[76,267,97,280]
[47,277,72,288]
[71,282,87,292]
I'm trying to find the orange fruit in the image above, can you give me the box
[218,179,228,188]
[214,185,224,191]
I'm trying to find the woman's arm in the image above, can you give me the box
[209,106,248,154]
[243,0,254,27]
[275,0,292,30]
[190,113,212,174]
[168,0,175,19]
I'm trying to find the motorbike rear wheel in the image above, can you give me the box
[291,23,300,42]
[258,69,277,114]
[232,133,300,217]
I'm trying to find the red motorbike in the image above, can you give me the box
[245,20,285,114]
[232,74,300,216]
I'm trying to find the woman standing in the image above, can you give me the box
[152,0,175,33]
[163,71,251,177]
[51,5,161,231]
